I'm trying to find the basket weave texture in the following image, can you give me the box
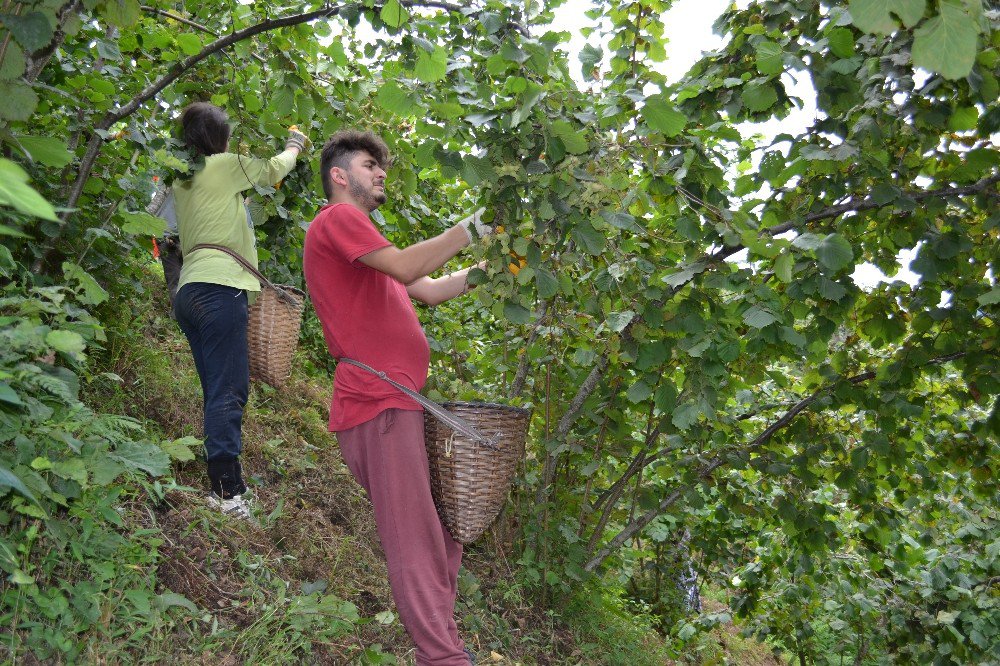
[247,284,305,388]
[424,402,531,544]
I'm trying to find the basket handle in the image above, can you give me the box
[189,243,300,307]
[340,358,501,450]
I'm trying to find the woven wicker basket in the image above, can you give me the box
[247,284,305,388]
[424,402,531,544]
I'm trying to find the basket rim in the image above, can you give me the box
[438,401,532,416]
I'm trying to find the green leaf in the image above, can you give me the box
[45,330,86,356]
[948,106,979,131]
[911,0,979,80]
[502,300,531,324]
[549,120,588,154]
[12,135,73,168]
[641,94,687,136]
[828,28,857,58]
[88,455,125,486]
[510,83,544,127]
[850,0,926,33]
[479,12,502,35]
[8,569,35,585]
[414,46,447,83]
[978,287,1000,306]
[626,379,652,404]
[0,465,39,506]
[380,0,409,28]
[0,82,39,123]
[161,437,199,462]
[63,261,109,305]
[819,277,848,302]
[376,82,415,116]
[0,159,57,220]
[755,41,784,75]
[607,311,635,332]
[429,101,463,119]
[572,221,606,255]
[672,401,700,430]
[579,44,603,77]
[271,86,294,117]
[154,592,198,613]
[0,11,52,52]
[0,223,30,238]
[775,252,794,283]
[0,382,23,407]
[743,305,778,328]
[742,82,778,112]
[110,441,171,477]
[175,33,202,56]
[791,233,824,251]
[662,261,707,289]
[535,268,559,298]
[100,0,141,27]
[119,210,166,236]
[815,234,854,272]
[0,40,24,80]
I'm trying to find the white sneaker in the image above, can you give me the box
[206,493,253,520]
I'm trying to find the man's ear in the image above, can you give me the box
[329,166,347,187]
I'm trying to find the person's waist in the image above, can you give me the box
[335,363,426,388]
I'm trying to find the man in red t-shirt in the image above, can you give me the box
[303,130,490,666]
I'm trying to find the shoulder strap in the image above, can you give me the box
[339,358,499,450]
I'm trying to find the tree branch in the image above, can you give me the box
[766,172,1000,235]
[141,6,218,35]
[510,300,549,398]
[582,350,971,572]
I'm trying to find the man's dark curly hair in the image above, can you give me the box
[320,130,391,200]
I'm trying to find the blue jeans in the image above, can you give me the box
[174,282,249,496]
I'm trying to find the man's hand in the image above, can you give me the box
[285,126,309,153]
[457,208,492,243]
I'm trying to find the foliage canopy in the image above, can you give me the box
[1,0,998,661]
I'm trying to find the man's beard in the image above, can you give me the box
[348,173,387,211]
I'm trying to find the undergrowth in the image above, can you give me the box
[1,267,769,664]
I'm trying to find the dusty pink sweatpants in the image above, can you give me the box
[337,408,468,666]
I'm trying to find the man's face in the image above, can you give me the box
[343,151,387,212]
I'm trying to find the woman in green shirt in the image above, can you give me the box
[173,102,307,518]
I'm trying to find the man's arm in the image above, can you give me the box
[406,263,485,306]
[358,224,470,285]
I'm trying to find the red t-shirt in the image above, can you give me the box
[303,203,430,432]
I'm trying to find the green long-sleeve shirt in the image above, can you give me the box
[174,150,297,297]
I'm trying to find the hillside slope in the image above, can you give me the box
[14,270,776,665]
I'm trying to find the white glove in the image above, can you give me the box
[458,208,492,242]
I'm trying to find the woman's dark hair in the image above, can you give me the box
[180,102,231,156]
[320,130,391,199]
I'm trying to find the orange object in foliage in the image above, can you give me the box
[151,237,161,259]
[496,226,527,274]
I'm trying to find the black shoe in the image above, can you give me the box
[207,456,248,498]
